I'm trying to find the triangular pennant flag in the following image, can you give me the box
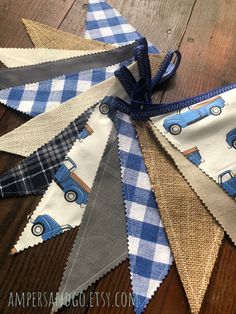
[52,129,128,312]
[152,88,236,199]
[22,18,113,50]
[85,0,157,53]
[116,112,172,313]
[0,41,135,115]
[0,69,115,116]
[135,121,224,313]
[151,124,236,246]
[0,42,137,91]
[0,59,142,157]
[11,106,112,253]
[0,1,163,117]
[0,48,103,68]
[0,109,92,197]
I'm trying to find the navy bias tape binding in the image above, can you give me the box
[100,37,236,120]
[99,37,182,120]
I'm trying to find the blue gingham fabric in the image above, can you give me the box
[85,0,157,53]
[0,67,116,116]
[116,112,172,314]
[0,0,158,116]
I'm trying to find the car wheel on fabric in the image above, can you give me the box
[169,124,182,135]
[31,223,45,236]
[65,190,77,202]
[99,103,110,115]
[232,139,236,149]
[210,106,222,116]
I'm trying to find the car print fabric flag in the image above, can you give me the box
[152,87,236,198]
[0,109,92,197]
[11,107,113,253]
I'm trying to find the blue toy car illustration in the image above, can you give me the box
[163,96,225,135]
[78,123,94,142]
[226,128,236,149]
[55,157,91,206]
[182,146,203,166]
[31,214,72,241]
[218,170,236,197]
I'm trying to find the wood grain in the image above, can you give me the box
[0,0,77,48]
[0,0,235,314]
[108,0,197,51]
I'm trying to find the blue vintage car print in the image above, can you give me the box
[226,128,236,149]
[55,157,91,206]
[163,97,225,135]
[31,214,72,241]
[183,146,203,166]
[78,123,94,141]
[218,170,236,197]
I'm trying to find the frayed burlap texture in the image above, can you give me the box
[150,124,236,245]
[135,121,224,314]
[22,19,114,50]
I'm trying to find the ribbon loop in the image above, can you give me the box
[100,37,182,120]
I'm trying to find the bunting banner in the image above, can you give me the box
[22,18,113,50]
[0,48,103,68]
[116,112,172,313]
[0,1,234,314]
[150,124,236,245]
[151,87,236,199]
[52,131,128,312]
[135,121,224,313]
[10,102,112,252]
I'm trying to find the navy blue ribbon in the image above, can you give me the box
[99,37,182,120]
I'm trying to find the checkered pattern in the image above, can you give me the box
[0,109,92,197]
[116,112,172,314]
[0,0,158,116]
[85,0,157,53]
[0,68,116,116]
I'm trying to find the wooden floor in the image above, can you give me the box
[0,0,236,313]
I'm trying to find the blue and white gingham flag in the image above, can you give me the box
[0,67,116,116]
[0,0,158,116]
[85,0,157,53]
[116,112,173,314]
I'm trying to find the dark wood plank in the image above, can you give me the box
[200,237,236,314]
[108,0,197,51]
[161,0,236,102]
[59,0,88,36]
[0,0,77,47]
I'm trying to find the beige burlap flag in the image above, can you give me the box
[22,18,114,50]
[135,121,224,314]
